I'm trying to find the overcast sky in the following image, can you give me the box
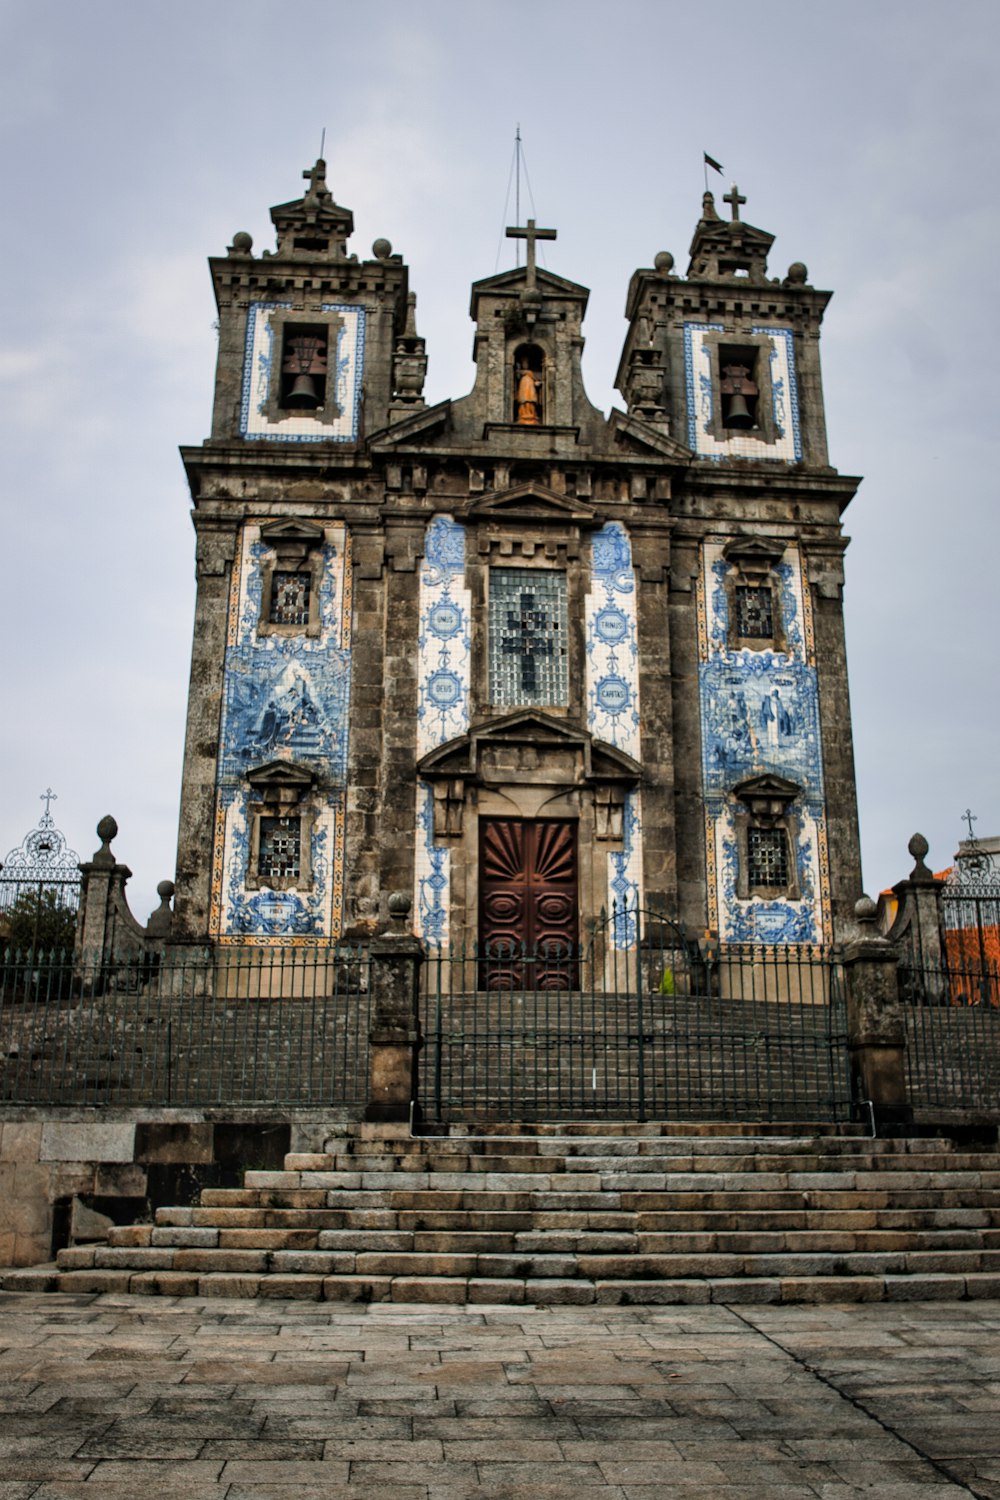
[1,0,996,921]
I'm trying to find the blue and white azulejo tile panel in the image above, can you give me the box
[240,303,365,442]
[585,522,641,762]
[698,540,829,945]
[415,783,450,950]
[416,516,471,759]
[683,322,801,463]
[414,515,470,947]
[585,523,644,942]
[608,790,644,950]
[211,521,353,943]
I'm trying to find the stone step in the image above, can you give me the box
[50,1243,1000,1283]
[112,1223,1000,1256]
[8,1263,1000,1306]
[304,1149,1000,1176]
[140,1202,1000,1240]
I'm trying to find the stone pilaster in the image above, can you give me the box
[366,893,424,1123]
[843,896,912,1129]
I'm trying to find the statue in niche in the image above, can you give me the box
[514,347,544,425]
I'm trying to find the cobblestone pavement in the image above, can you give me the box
[0,1292,998,1498]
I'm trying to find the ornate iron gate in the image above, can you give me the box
[421,908,852,1122]
[0,791,81,950]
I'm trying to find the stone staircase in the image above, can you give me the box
[6,1121,1000,1305]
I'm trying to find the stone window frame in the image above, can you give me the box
[263,307,345,427]
[245,762,316,893]
[722,536,788,655]
[257,520,325,639]
[701,329,779,447]
[732,774,802,902]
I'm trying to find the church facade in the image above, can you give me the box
[171,161,862,957]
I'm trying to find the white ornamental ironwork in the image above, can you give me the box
[0,789,82,914]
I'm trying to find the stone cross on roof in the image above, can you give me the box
[724,183,747,221]
[302,158,331,204]
[505,217,557,291]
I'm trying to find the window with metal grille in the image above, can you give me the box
[257,816,301,881]
[747,826,790,889]
[488,568,569,706]
[735,584,773,639]
[269,570,312,627]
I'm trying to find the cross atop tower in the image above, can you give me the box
[505,217,557,291]
[302,158,331,203]
[724,183,747,221]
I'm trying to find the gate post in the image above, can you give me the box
[843,895,912,1129]
[365,892,424,1124]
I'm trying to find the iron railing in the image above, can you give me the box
[0,944,371,1107]
[420,912,852,1122]
[900,953,1000,1113]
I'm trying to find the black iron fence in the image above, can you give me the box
[420,913,853,1122]
[0,944,371,1108]
[900,953,1000,1113]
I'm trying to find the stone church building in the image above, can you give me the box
[171,160,862,959]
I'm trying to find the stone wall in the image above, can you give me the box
[0,1108,340,1267]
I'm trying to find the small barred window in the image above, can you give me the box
[747,826,790,889]
[270,571,312,627]
[735,584,773,639]
[489,568,569,706]
[257,815,301,881]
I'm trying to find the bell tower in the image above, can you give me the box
[616,186,861,943]
[173,160,423,942]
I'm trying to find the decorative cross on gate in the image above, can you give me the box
[505,217,557,291]
[503,591,555,694]
[39,788,57,822]
[963,808,978,839]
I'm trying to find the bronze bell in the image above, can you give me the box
[282,333,327,409]
[284,373,322,408]
[720,362,757,429]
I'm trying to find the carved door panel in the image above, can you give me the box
[479,818,578,989]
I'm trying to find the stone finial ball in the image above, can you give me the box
[908,832,929,862]
[372,237,392,260]
[231,231,253,253]
[786,261,808,284]
[96,815,118,845]
[387,891,412,918]
[653,250,674,275]
[156,880,176,902]
[854,895,877,921]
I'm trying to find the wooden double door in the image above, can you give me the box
[479,818,579,989]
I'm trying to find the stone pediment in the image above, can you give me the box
[463,483,599,528]
[733,773,800,817]
[259,518,325,546]
[246,760,316,809]
[722,535,787,572]
[608,409,692,464]
[470,266,589,313]
[368,399,452,448]
[417,710,640,784]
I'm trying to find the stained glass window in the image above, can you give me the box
[747,826,790,889]
[735,584,773,639]
[488,568,568,706]
[257,816,301,880]
[270,570,311,627]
